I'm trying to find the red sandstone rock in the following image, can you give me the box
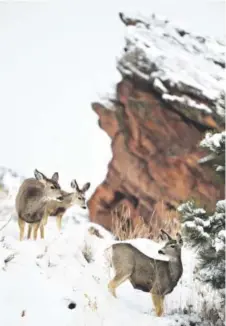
[88,80,224,232]
[87,13,225,233]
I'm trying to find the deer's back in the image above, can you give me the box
[16,178,46,223]
[112,243,182,295]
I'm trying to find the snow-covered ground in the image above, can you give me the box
[0,169,204,326]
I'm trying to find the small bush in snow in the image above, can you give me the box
[177,128,225,326]
[178,200,225,325]
[199,131,225,176]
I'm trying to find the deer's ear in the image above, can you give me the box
[158,233,164,241]
[81,182,91,193]
[71,179,79,191]
[159,233,168,241]
[176,233,183,246]
[51,172,59,182]
[34,169,46,181]
[160,229,172,240]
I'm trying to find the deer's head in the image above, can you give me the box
[34,169,64,202]
[158,229,183,258]
[68,179,91,209]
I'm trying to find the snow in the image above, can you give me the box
[200,131,226,152]
[153,78,169,94]
[117,13,225,118]
[216,166,225,172]
[216,200,226,212]
[179,200,226,244]
[199,131,225,172]
[177,201,206,217]
[162,93,212,113]
[215,229,226,252]
[0,169,204,326]
[198,153,216,164]
[218,230,226,242]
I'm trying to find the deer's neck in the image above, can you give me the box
[168,257,183,284]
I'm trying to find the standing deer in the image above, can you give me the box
[107,229,183,317]
[41,179,91,230]
[15,169,64,241]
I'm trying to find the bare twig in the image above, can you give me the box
[0,215,12,232]
[111,205,151,240]
[111,202,181,241]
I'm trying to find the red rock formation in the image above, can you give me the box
[87,13,225,232]
[88,79,224,231]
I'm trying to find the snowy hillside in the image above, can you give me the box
[0,168,205,326]
[117,12,225,121]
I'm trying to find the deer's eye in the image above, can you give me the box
[171,244,176,248]
[50,186,55,189]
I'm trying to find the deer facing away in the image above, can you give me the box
[15,169,64,241]
[107,229,183,317]
[41,179,91,230]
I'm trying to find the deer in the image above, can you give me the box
[15,169,64,241]
[107,229,183,317]
[41,179,91,230]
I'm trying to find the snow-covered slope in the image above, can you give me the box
[0,169,204,326]
[117,12,225,121]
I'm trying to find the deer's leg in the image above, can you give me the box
[151,293,164,317]
[39,211,49,238]
[18,217,25,241]
[56,214,63,231]
[108,273,130,298]
[42,211,49,226]
[39,224,45,239]
[158,295,164,316]
[33,222,41,240]
[27,224,32,239]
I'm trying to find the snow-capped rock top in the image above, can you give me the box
[117,12,225,122]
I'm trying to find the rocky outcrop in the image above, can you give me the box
[87,13,225,232]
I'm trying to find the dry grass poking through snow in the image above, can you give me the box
[111,204,181,241]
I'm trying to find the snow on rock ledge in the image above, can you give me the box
[117,12,225,124]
